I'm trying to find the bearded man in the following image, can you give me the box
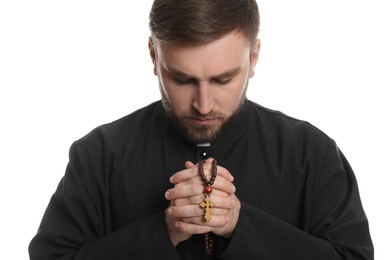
[29,0,373,259]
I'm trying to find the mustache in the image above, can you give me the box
[181,111,224,120]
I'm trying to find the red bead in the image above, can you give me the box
[204,186,212,194]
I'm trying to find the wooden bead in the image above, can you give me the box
[204,185,213,194]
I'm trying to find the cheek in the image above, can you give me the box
[219,76,248,108]
[160,79,193,111]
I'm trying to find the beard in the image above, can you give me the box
[160,81,248,144]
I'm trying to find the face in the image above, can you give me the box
[149,31,260,143]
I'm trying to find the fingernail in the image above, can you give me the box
[167,207,173,216]
[169,175,174,183]
[165,190,170,200]
[230,199,236,208]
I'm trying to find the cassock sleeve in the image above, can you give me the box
[220,141,374,260]
[29,141,181,260]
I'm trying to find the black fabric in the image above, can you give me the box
[29,99,374,259]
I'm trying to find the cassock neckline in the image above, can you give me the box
[158,99,251,151]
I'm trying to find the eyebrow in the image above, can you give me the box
[164,64,243,81]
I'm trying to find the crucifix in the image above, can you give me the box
[200,194,215,222]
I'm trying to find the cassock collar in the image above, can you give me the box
[158,99,251,150]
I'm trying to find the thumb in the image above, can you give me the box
[185,161,195,169]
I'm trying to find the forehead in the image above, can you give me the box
[156,31,251,76]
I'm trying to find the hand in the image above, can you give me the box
[165,159,240,246]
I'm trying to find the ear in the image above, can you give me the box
[148,37,158,75]
[249,39,261,78]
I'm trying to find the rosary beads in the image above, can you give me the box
[198,159,217,255]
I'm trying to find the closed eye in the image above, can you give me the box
[173,76,198,86]
[213,78,232,85]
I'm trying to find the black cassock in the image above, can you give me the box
[29,99,373,259]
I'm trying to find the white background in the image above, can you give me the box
[1,0,389,259]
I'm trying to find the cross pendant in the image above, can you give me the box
[200,194,215,222]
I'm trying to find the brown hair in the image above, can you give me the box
[149,0,260,46]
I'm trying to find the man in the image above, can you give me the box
[29,0,374,259]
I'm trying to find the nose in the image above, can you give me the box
[193,82,214,115]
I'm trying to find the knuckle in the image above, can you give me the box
[190,194,202,204]
[169,189,177,198]
[191,184,202,194]
[213,216,228,226]
[174,199,185,206]
[170,207,179,217]
[194,225,206,234]
[176,222,186,232]
[195,206,204,215]
[230,183,236,193]
[172,207,185,217]
[221,216,229,225]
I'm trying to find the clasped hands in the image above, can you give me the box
[165,158,240,246]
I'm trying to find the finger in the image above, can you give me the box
[210,177,236,194]
[176,215,230,232]
[173,174,236,195]
[211,196,236,210]
[170,165,198,184]
[167,205,203,218]
[173,194,236,210]
[173,194,205,206]
[168,204,231,219]
[174,221,211,235]
[184,160,194,169]
[171,160,214,184]
[199,161,234,182]
[171,160,234,185]
[165,184,203,200]
[216,165,234,182]
[183,215,230,227]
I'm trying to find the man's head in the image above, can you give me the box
[148,0,260,143]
